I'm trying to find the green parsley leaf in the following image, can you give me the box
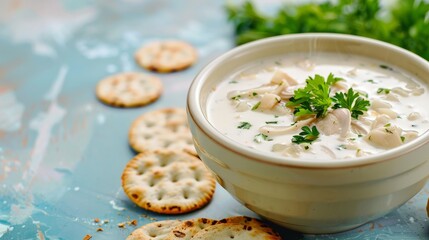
[237,122,252,129]
[229,80,238,84]
[291,126,320,144]
[254,133,272,143]
[287,74,341,118]
[401,136,405,142]
[251,101,261,110]
[377,88,390,94]
[231,95,241,100]
[265,121,278,124]
[379,65,393,71]
[252,92,258,96]
[332,88,371,119]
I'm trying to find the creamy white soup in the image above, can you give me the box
[207,53,429,160]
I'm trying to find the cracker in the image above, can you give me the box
[121,150,215,214]
[135,40,197,73]
[96,72,162,108]
[128,108,197,156]
[166,218,217,240]
[190,216,281,240]
[126,220,181,240]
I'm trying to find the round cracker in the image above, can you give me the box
[190,223,281,240]
[126,220,181,240]
[96,72,162,108]
[121,150,215,214]
[128,108,197,156]
[191,216,281,240]
[166,218,217,240]
[135,40,197,73]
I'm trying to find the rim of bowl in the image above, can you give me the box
[187,33,429,169]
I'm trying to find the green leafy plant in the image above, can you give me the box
[226,0,429,61]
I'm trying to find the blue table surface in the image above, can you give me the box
[0,0,428,239]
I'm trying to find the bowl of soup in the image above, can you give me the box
[186,33,429,233]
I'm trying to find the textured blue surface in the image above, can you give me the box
[0,0,428,239]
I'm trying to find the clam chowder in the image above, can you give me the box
[207,53,429,160]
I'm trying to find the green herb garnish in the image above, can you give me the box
[379,65,393,71]
[229,80,238,84]
[252,92,258,96]
[231,95,241,100]
[332,88,371,119]
[265,121,278,124]
[291,126,320,144]
[237,122,252,129]
[377,88,390,94]
[254,133,272,143]
[401,136,405,142]
[287,74,341,118]
[366,79,376,84]
[337,144,347,150]
[251,101,261,110]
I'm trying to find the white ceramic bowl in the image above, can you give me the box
[187,33,429,234]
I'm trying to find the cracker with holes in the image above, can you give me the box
[96,72,163,107]
[126,220,181,240]
[121,150,215,214]
[166,218,217,240]
[135,40,197,73]
[190,216,281,240]
[129,108,197,156]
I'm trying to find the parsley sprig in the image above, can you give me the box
[332,88,371,119]
[292,126,320,144]
[286,74,341,118]
[237,122,252,129]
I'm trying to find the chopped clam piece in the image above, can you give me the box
[366,125,403,149]
[392,87,410,97]
[371,115,391,129]
[317,108,353,137]
[317,113,341,136]
[382,93,400,102]
[260,93,281,109]
[402,130,418,143]
[351,121,369,135]
[331,108,351,138]
[376,108,398,119]
[407,112,421,121]
[271,70,298,86]
[411,88,424,96]
[371,99,392,109]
